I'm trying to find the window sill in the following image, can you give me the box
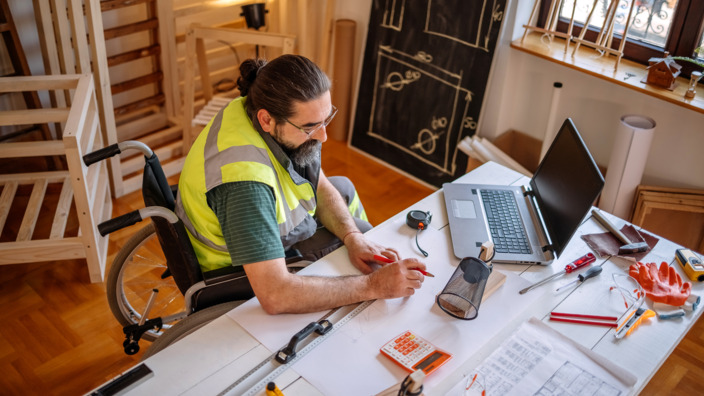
[511,32,704,115]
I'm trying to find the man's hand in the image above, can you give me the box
[366,258,427,299]
[344,232,400,274]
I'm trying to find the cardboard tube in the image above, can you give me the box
[598,115,656,219]
[540,82,563,160]
[329,19,356,142]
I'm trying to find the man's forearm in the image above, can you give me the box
[244,257,424,315]
[256,272,373,314]
[315,172,360,239]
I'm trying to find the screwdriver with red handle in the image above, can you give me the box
[518,253,596,294]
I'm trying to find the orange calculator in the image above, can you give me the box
[380,330,452,375]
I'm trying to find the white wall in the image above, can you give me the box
[335,0,704,190]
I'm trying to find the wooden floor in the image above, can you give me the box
[0,139,701,395]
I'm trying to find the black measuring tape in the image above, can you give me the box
[407,210,432,257]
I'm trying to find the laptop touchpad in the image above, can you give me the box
[451,199,477,219]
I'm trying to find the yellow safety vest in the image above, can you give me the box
[176,97,319,271]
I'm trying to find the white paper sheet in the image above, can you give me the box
[445,317,636,395]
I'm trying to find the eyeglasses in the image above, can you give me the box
[284,105,338,136]
[610,273,644,311]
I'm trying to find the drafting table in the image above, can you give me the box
[101,161,703,395]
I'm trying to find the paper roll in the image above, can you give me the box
[598,115,656,219]
[540,82,563,160]
[329,19,356,142]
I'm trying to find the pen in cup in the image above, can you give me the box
[373,254,435,277]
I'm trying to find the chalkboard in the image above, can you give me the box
[350,0,507,187]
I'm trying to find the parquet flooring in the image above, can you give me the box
[0,139,700,395]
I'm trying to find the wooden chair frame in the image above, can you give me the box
[182,25,296,151]
[631,185,704,253]
[33,0,120,196]
[0,75,112,282]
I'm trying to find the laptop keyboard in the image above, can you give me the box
[480,190,532,254]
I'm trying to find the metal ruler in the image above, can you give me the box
[218,299,375,396]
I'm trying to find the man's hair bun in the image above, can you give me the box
[236,58,267,96]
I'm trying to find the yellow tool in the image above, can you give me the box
[675,248,704,282]
[615,307,655,339]
[624,309,655,337]
[265,382,284,396]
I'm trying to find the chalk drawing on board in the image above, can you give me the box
[350,0,507,187]
[381,70,421,91]
[411,117,447,155]
[382,0,406,31]
[424,0,503,51]
[366,46,475,175]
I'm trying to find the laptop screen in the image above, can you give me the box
[530,119,604,257]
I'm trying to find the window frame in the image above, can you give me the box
[538,0,704,76]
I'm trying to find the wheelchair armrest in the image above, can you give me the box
[83,141,154,166]
[97,207,179,236]
[199,249,302,282]
[184,267,252,313]
[285,248,304,264]
[202,266,247,286]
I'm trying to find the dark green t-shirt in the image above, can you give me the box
[206,181,285,266]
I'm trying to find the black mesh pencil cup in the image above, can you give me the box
[436,257,492,320]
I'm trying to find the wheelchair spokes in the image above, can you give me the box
[107,223,187,342]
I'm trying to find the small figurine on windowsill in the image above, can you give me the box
[644,48,704,92]
[644,52,682,90]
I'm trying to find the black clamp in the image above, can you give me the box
[275,319,333,364]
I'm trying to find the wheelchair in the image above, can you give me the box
[83,141,304,356]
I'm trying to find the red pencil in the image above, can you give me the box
[549,312,618,327]
[549,316,617,327]
[550,312,618,321]
[373,255,435,277]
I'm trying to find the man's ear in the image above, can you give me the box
[257,109,274,133]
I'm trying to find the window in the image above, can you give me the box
[539,0,704,75]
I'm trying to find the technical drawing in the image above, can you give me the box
[382,0,406,31]
[351,0,506,187]
[424,0,503,51]
[367,46,475,176]
[381,70,421,91]
[536,361,622,396]
[411,117,447,155]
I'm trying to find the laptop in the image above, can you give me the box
[443,118,604,264]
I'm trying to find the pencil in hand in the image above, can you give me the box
[373,255,434,277]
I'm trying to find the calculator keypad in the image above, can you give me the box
[381,331,434,370]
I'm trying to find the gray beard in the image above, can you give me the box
[288,139,321,167]
[273,126,322,167]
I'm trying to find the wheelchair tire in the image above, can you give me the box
[141,300,244,360]
[106,222,187,341]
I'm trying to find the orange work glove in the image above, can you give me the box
[629,261,692,306]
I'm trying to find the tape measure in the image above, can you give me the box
[218,300,375,396]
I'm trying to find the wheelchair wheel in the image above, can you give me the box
[107,222,187,341]
[141,300,244,360]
